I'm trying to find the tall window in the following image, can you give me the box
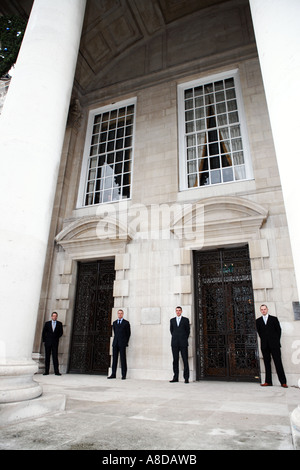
[79,99,136,206]
[178,70,252,190]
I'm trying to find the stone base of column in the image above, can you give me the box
[0,393,66,425]
[0,362,42,404]
[291,407,300,450]
[291,379,300,450]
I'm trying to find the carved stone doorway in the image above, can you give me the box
[69,259,115,374]
[194,245,260,382]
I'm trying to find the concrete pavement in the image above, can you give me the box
[0,373,299,451]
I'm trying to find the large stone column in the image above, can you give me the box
[0,0,86,403]
[249,0,300,448]
[249,0,300,298]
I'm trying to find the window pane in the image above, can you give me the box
[194,86,203,96]
[185,89,193,100]
[85,193,94,205]
[187,135,196,147]
[99,143,106,154]
[233,152,244,166]
[90,145,97,156]
[181,74,248,189]
[93,123,100,134]
[226,88,236,100]
[228,111,239,124]
[124,161,131,173]
[227,99,237,111]
[222,167,233,182]
[89,157,97,168]
[87,181,95,193]
[234,165,246,180]
[199,172,209,186]
[187,160,197,174]
[214,80,224,91]
[187,148,196,160]
[217,114,228,126]
[185,110,194,121]
[225,78,234,89]
[186,121,195,133]
[211,169,221,184]
[230,125,241,138]
[232,138,243,151]
[195,107,205,119]
[195,119,205,131]
[215,91,225,102]
[84,102,135,205]
[188,174,198,187]
[210,156,220,169]
[88,168,96,180]
[185,99,193,110]
[199,157,208,171]
[123,173,130,186]
[216,102,226,114]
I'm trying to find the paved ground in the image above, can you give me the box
[0,374,299,451]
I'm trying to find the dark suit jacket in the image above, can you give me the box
[42,320,63,346]
[170,316,190,348]
[112,319,131,348]
[256,315,282,350]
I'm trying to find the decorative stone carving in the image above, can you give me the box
[55,215,132,259]
[172,196,268,246]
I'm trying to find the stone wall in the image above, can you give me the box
[35,4,300,384]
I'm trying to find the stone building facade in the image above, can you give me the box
[1,1,300,408]
[30,0,299,384]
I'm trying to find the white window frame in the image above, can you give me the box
[77,98,136,208]
[178,69,253,192]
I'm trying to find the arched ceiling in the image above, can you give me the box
[76,0,234,95]
[1,0,253,98]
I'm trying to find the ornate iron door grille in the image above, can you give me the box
[69,259,115,374]
[193,246,260,382]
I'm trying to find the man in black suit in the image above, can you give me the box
[108,309,131,380]
[42,311,63,376]
[170,306,190,383]
[256,304,287,388]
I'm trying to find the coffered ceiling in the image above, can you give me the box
[78,0,235,93]
[1,0,252,98]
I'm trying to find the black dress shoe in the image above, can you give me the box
[43,372,49,376]
[107,375,116,379]
[169,379,178,383]
[185,379,189,383]
[55,373,62,376]
[122,377,126,380]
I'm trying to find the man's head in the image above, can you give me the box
[176,306,182,317]
[260,304,268,316]
[51,312,58,321]
[117,309,124,320]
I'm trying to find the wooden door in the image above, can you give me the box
[194,246,260,381]
[69,259,115,374]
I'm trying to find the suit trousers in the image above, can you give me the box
[171,345,189,380]
[262,347,286,385]
[44,343,59,374]
[112,344,127,378]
